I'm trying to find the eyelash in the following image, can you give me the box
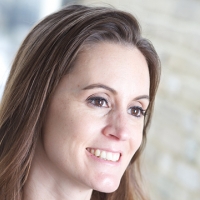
[87,96,109,108]
[128,106,146,118]
[87,96,146,118]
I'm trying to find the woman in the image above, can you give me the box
[0,4,160,200]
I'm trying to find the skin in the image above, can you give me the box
[23,42,150,200]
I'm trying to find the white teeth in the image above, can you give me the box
[113,153,120,161]
[100,151,106,159]
[95,149,100,157]
[107,152,112,161]
[91,149,95,155]
[88,148,120,162]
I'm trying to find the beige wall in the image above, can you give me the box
[82,0,200,199]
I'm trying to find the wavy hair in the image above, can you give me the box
[0,5,160,200]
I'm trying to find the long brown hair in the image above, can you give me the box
[0,5,160,200]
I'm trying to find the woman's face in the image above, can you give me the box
[41,42,150,193]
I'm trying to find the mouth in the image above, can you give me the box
[86,148,121,162]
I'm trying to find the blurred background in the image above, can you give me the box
[0,0,199,199]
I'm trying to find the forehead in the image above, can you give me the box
[61,42,150,98]
[77,42,147,80]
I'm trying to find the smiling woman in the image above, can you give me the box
[0,4,161,200]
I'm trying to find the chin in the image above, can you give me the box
[92,176,121,193]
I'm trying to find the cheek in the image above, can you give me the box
[127,133,143,166]
[137,124,144,147]
[43,99,100,149]
[129,122,144,154]
[42,101,74,154]
[137,132,143,150]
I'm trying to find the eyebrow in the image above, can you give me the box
[83,83,117,94]
[83,83,150,101]
[134,95,150,102]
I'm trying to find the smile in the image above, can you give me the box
[86,148,120,162]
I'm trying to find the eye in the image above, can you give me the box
[128,106,145,118]
[87,97,109,108]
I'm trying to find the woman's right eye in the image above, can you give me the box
[87,97,109,108]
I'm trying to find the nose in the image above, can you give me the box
[102,110,131,141]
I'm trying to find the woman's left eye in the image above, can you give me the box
[128,106,145,118]
[87,97,109,108]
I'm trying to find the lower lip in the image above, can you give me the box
[85,150,121,166]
